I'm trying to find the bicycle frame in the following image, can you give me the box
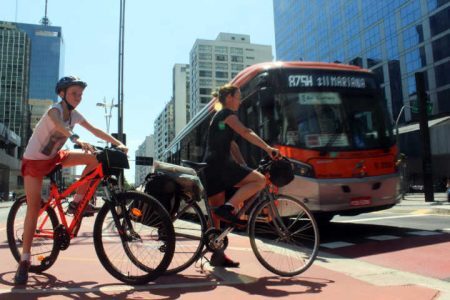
[37,164,104,239]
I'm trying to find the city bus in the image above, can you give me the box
[163,61,400,223]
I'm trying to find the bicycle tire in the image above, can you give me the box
[7,196,61,273]
[248,194,320,277]
[93,191,175,285]
[165,201,206,274]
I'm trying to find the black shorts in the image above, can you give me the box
[204,160,253,197]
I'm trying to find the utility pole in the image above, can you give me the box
[416,72,434,202]
[118,0,125,144]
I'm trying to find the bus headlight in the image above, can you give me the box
[290,159,315,178]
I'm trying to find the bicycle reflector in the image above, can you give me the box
[131,208,143,218]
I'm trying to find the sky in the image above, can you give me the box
[0,0,276,184]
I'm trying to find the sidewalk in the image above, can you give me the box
[392,192,450,215]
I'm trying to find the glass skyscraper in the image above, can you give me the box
[15,22,63,103]
[273,0,450,124]
[0,22,31,144]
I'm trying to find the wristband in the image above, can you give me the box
[69,134,80,143]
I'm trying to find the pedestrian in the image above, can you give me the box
[14,76,128,285]
[203,83,279,267]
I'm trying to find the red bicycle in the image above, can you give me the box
[7,147,175,285]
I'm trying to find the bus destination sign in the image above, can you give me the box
[288,74,369,89]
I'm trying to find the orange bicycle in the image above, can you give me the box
[7,147,175,285]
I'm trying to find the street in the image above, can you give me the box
[0,198,449,299]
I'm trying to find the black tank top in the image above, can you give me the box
[204,108,236,164]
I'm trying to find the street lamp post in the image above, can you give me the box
[394,103,413,147]
[96,98,118,137]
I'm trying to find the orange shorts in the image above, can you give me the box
[21,150,70,178]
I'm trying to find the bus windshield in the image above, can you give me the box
[276,91,394,150]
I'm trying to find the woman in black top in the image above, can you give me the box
[204,84,279,267]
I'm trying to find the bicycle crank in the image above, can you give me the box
[203,228,228,252]
[54,224,71,250]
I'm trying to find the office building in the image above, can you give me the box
[0,22,30,192]
[135,135,155,185]
[273,0,450,186]
[274,0,449,122]
[14,22,63,131]
[0,22,31,143]
[189,32,273,118]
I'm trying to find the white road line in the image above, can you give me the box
[406,230,443,236]
[321,241,355,249]
[333,214,429,223]
[366,235,400,241]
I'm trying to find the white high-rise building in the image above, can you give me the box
[173,64,190,135]
[154,99,174,160]
[189,32,273,118]
[135,135,155,185]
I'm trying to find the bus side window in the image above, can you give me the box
[259,91,279,144]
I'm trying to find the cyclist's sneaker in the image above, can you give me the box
[210,251,240,268]
[14,260,30,285]
[66,202,99,217]
[214,205,246,227]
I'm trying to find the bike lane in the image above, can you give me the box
[0,217,445,299]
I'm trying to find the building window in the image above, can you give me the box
[230,47,243,55]
[432,33,450,62]
[215,63,228,70]
[231,55,243,62]
[199,45,212,52]
[231,64,244,71]
[215,54,227,61]
[199,70,212,77]
[199,53,212,60]
[200,88,212,95]
[199,62,212,69]
[430,6,450,37]
[215,46,228,54]
[215,71,228,78]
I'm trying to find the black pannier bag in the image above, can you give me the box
[96,148,129,176]
[269,158,295,187]
[143,172,181,217]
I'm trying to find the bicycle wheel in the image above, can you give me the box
[248,194,320,277]
[166,201,206,274]
[93,191,175,285]
[7,196,61,273]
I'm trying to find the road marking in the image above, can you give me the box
[406,230,443,236]
[321,241,355,249]
[366,235,400,241]
[333,214,429,223]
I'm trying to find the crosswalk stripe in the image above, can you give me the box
[406,230,443,236]
[366,235,400,241]
[321,241,355,249]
